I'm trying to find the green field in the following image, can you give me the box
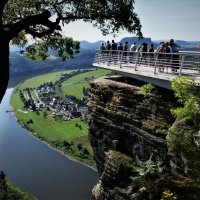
[18,71,74,90]
[11,69,110,168]
[61,69,110,99]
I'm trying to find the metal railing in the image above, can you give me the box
[94,50,200,75]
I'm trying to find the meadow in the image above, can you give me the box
[11,68,110,168]
[61,69,109,99]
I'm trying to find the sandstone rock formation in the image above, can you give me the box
[88,76,200,200]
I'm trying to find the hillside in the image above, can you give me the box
[9,49,95,87]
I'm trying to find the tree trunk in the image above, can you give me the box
[0,36,10,104]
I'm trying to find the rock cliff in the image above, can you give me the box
[88,76,200,200]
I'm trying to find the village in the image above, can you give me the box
[18,70,90,121]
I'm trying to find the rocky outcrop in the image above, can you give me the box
[88,76,200,200]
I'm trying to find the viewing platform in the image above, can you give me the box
[93,50,200,90]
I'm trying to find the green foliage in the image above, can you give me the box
[171,76,200,119]
[4,0,142,58]
[140,83,155,96]
[1,0,142,103]
[161,190,177,200]
[133,157,164,176]
[166,120,200,176]
[0,171,34,200]
[77,143,83,150]
[6,181,35,200]
[109,151,133,170]
[43,111,48,119]
[23,36,80,61]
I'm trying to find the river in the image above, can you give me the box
[0,89,98,200]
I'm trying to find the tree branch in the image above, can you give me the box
[6,11,61,40]
[25,27,57,38]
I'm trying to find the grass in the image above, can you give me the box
[11,89,25,110]
[10,69,110,168]
[17,112,88,142]
[62,82,89,99]
[61,68,110,99]
[18,70,74,90]
[73,135,94,154]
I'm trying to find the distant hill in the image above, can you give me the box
[9,37,200,87]
[153,39,199,50]
[80,40,103,50]
[9,49,95,87]
[120,37,152,46]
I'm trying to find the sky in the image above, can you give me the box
[63,0,200,42]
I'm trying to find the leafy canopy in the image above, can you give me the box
[171,76,200,119]
[2,0,142,60]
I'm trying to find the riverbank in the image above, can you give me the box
[0,171,35,200]
[10,70,109,170]
[15,116,97,171]
[12,107,96,169]
[1,88,98,199]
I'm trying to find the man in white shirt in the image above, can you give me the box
[130,43,137,63]
[130,42,137,51]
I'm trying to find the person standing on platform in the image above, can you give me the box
[111,40,117,64]
[105,40,111,64]
[99,42,106,62]
[170,39,180,72]
[130,42,137,63]
[123,41,129,62]
[148,43,155,66]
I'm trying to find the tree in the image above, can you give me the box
[0,0,142,103]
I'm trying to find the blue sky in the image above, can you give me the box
[63,0,200,42]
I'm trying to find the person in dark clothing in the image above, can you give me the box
[117,43,123,51]
[148,44,154,66]
[105,41,111,64]
[123,41,129,62]
[111,40,117,63]
[139,42,148,65]
[111,40,117,50]
[170,39,180,72]
[165,42,172,72]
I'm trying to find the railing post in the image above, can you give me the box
[107,50,111,66]
[179,55,185,75]
[120,51,123,68]
[97,50,100,64]
[154,54,158,74]
[135,52,139,71]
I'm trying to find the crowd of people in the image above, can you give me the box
[99,39,181,73]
